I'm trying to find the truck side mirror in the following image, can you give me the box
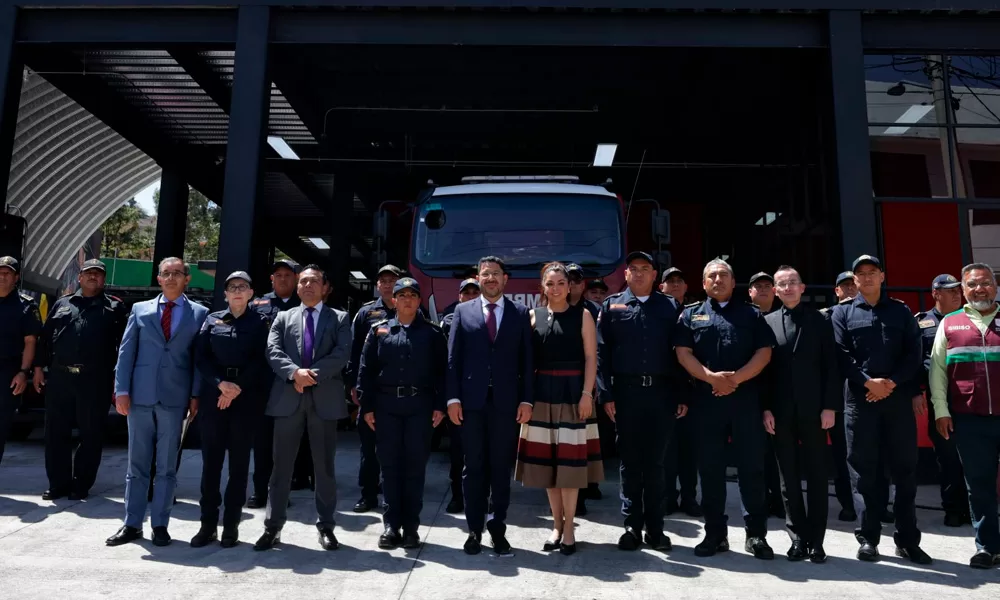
[651,209,671,244]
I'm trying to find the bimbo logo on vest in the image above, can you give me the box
[948,325,972,331]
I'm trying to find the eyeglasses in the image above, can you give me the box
[480,270,504,279]
[966,281,996,290]
[226,284,250,292]
[774,280,802,288]
[159,271,186,279]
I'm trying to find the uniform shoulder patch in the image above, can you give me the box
[691,313,711,322]
[918,319,936,328]
[19,292,35,303]
[252,298,270,306]
[609,303,628,310]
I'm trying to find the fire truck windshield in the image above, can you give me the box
[412,193,623,271]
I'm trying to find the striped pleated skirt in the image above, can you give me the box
[514,367,603,489]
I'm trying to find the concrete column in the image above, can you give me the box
[150,167,189,284]
[828,10,877,268]
[214,5,270,307]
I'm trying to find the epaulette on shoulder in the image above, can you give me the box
[914,310,927,318]
[891,297,907,304]
[839,297,853,304]
[108,295,122,302]
[427,320,442,331]
[362,299,377,306]
[371,318,390,329]
[684,301,701,308]
[19,292,35,303]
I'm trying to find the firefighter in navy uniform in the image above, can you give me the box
[597,251,688,552]
[32,259,126,500]
[346,263,403,513]
[0,256,42,467]
[831,255,930,564]
[440,277,481,514]
[913,274,970,527]
[566,263,602,513]
[247,259,301,508]
[675,258,776,560]
[357,277,447,550]
[191,271,272,548]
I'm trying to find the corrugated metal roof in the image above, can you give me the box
[6,70,160,281]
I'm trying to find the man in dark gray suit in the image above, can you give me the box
[761,265,840,564]
[254,264,351,551]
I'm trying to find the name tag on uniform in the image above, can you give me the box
[918,319,936,328]
[369,310,385,319]
[253,299,270,306]
[610,304,627,311]
[691,314,710,322]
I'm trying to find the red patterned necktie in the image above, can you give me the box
[161,300,175,341]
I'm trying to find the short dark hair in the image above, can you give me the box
[774,264,799,276]
[158,257,189,275]
[478,256,506,274]
[300,263,329,284]
[962,262,996,282]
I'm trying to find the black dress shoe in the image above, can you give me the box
[809,544,827,563]
[617,528,641,551]
[445,496,464,514]
[353,497,377,513]
[880,509,895,524]
[644,531,672,551]
[490,531,512,556]
[68,491,88,501]
[464,532,482,555]
[970,549,994,569]
[895,545,932,565]
[220,526,239,548]
[662,500,679,516]
[694,536,730,557]
[379,528,402,549]
[769,502,786,519]
[254,529,281,551]
[190,526,218,548]
[857,542,879,562]
[745,537,774,559]
[543,532,562,552]
[401,531,421,549]
[786,540,808,561]
[944,512,966,528]
[576,501,588,517]
[559,542,577,555]
[838,508,858,522]
[246,494,267,509]
[317,528,339,550]
[680,500,704,518]
[151,526,171,547]
[106,525,143,546]
[42,488,70,501]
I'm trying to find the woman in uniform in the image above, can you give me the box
[190,271,272,548]
[515,262,602,555]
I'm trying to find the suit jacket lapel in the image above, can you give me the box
[289,306,304,361]
[773,314,787,348]
[313,306,329,350]
[791,312,804,354]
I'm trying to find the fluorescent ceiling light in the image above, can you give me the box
[350,271,368,281]
[755,212,782,226]
[593,143,617,167]
[267,135,300,160]
[308,237,330,250]
[883,105,934,135]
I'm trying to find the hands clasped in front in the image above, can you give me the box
[446,401,532,426]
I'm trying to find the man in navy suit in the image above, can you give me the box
[447,256,533,556]
[107,257,208,547]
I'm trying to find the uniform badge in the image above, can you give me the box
[610,304,627,311]
[918,319,936,328]
[376,326,389,335]
[691,314,710,322]
[369,310,385,319]
[253,299,270,306]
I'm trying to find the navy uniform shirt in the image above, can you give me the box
[675,299,775,398]
[576,298,600,322]
[356,315,447,414]
[346,297,396,389]
[252,291,300,322]
[195,306,272,407]
[35,290,127,372]
[831,293,921,399]
[0,290,42,367]
[914,307,945,391]
[596,288,681,399]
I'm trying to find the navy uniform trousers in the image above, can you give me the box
[615,381,674,534]
[375,393,434,532]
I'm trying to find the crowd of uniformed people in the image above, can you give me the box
[1,247,999,571]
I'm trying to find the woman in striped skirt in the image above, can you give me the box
[515,262,603,554]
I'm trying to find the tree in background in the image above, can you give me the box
[153,186,221,262]
[100,199,154,259]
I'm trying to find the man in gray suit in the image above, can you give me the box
[254,264,351,551]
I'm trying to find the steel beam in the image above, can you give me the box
[214,5,270,307]
[16,9,237,44]
[827,10,876,269]
[150,167,189,285]
[0,5,21,213]
[862,15,1000,52]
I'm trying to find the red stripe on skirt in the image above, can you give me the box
[536,369,582,376]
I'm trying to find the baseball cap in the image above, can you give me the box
[586,278,608,291]
[749,272,774,286]
[226,271,253,285]
[81,259,106,273]
[565,263,584,280]
[458,278,480,293]
[0,256,19,274]
[625,251,655,266]
[393,277,420,295]
[852,254,882,272]
[661,267,684,282]
[835,271,854,286]
[272,259,299,273]
[931,274,961,290]
[378,264,402,278]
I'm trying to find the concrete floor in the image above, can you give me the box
[0,434,996,599]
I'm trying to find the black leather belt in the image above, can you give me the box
[378,385,432,398]
[614,374,669,388]
[53,363,85,374]
[224,367,241,378]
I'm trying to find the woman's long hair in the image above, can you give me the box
[538,261,568,308]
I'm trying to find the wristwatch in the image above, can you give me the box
[20,368,31,376]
